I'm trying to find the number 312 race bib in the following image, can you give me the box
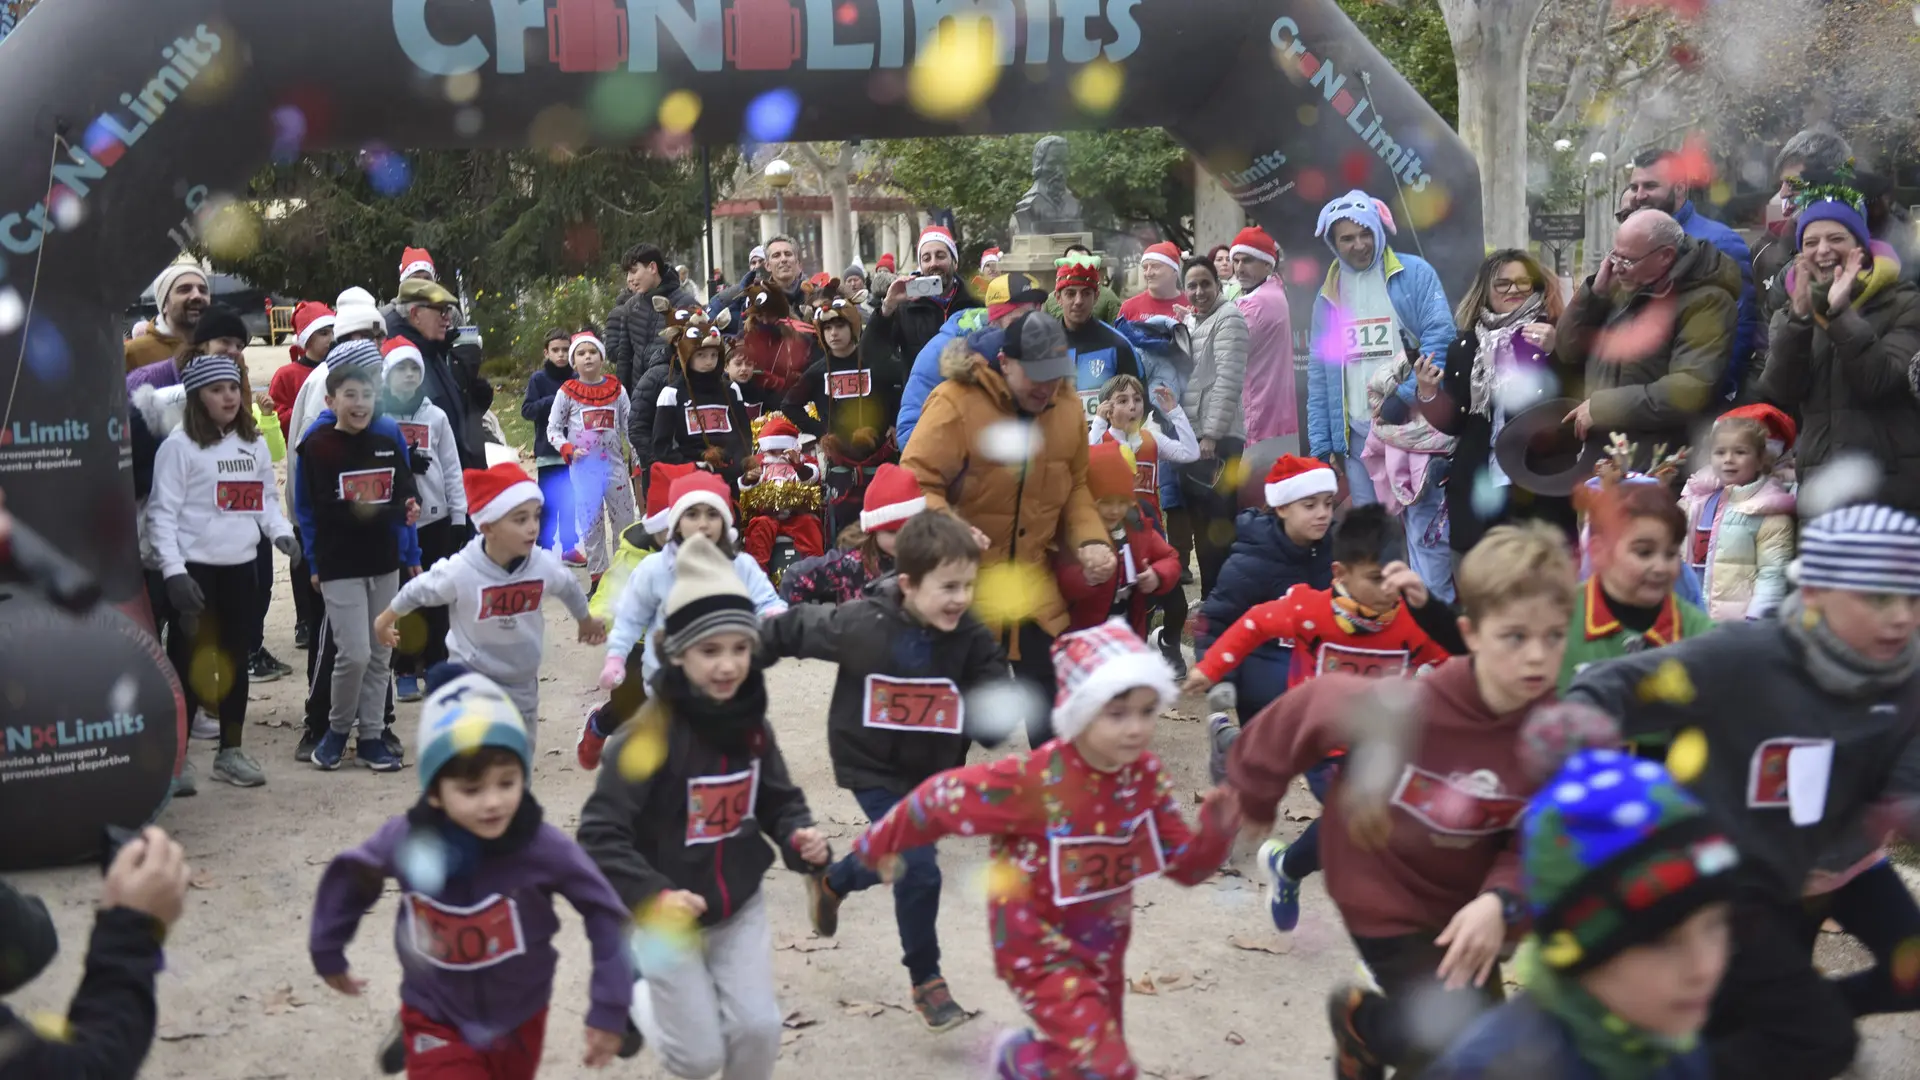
[686,763,760,845]
[1049,812,1166,905]
[862,675,963,734]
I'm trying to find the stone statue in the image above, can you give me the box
[1011,135,1083,235]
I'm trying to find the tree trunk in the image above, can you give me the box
[797,143,855,279]
[1440,0,1548,251]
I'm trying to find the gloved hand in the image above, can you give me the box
[410,448,433,474]
[560,443,577,465]
[164,574,204,617]
[272,534,299,560]
[599,654,626,692]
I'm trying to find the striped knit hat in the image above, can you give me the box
[328,338,385,370]
[1798,504,1920,595]
[663,535,758,656]
[180,354,241,393]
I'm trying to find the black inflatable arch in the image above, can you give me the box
[0,0,1479,867]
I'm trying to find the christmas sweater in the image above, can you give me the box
[389,536,591,692]
[1195,584,1450,689]
[546,376,631,465]
[1558,576,1716,719]
[147,427,295,577]
[778,546,893,606]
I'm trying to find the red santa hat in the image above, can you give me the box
[293,301,336,350]
[465,463,543,527]
[1264,454,1337,507]
[980,247,1003,266]
[917,224,958,261]
[569,331,606,364]
[666,470,735,541]
[877,253,897,272]
[1141,242,1182,273]
[399,246,438,282]
[757,414,801,453]
[859,463,926,533]
[1049,619,1178,743]
[1230,226,1279,267]
[643,461,700,535]
[380,337,425,380]
[1719,403,1797,460]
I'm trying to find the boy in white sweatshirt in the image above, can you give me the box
[545,331,637,592]
[380,341,469,702]
[376,462,606,731]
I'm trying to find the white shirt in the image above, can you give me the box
[390,538,590,690]
[147,427,294,578]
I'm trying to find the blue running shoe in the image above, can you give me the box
[395,674,423,703]
[1260,838,1302,932]
[356,738,404,772]
[312,729,349,771]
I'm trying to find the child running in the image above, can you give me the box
[854,620,1238,1079]
[1562,484,1714,705]
[522,328,582,563]
[776,463,920,605]
[147,354,299,788]
[760,510,1002,1030]
[576,535,829,1080]
[380,340,469,702]
[547,329,637,593]
[1057,440,1179,637]
[588,460,696,629]
[375,462,606,731]
[311,672,633,1078]
[1225,521,1577,1078]
[1678,404,1796,622]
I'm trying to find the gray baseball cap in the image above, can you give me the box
[1001,311,1073,382]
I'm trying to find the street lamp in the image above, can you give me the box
[767,157,794,236]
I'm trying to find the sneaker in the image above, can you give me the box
[247,650,284,684]
[805,872,841,938]
[577,708,608,771]
[395,674,423,703]
[588,573,602,599]
[562,548,588,568]
[190,709,220,740]
[170,759,199,797]
[1180,566,1194,585]
[357,738,404,772]
[1207,712,1234,786]
[911,977,970,1033]
[259,647,294,677]
[293,621,311,650]
[617,1019,645,1059]
[295,730,320,763]
[212,747,266,787]
[1327,984,1385,1080]
[312,729,349,770]
[1259,838,1302,932]
[377,1014,404,1075]
[1152,628,1189,682]
[381,727,406,760]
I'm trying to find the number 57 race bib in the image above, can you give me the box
[1049,811,1166,906]
[862,675,963,734]
[405,892,527,971]
[687,763,760,845]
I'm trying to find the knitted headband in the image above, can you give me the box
[180,355,242,393]
[329,339,385,369]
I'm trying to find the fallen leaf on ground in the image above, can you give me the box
[1227,932,1292,955]
[782,1010,818,1030]
[780,1029,805,1046]
[777,936,839,953]
[1128,973,1157,995]
[1283,806,1320,822]
[545,747,562,755]
[158,1018,233,1041]
[837,999,894,1018]
[261,983,306,1015]
[189,871,216,890]
[252,716,292,728]
[1225,1031,1245,1045]
[1152,969,1200,992]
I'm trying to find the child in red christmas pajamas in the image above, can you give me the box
[854,620,1238,1080]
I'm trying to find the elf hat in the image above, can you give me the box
[465,462,543,527]
[667,470,736,541]
[569,331,606,364]
[1719,403,1797,459]
[1142,241,1182,272]
[1056,254,1102,292]
[293,301,336,350]
[643,461,700,534]
[1524,749,1739,975]
[415,672,531,793]
[663,534,758,656]
[1049,619,1178,744]
[918,224,958,262]
[860,463,926,533]
[1264,454,1337,507]
[381,337,424,379]
[757,414,801,452]
[1229,226,1279,266]
[1088,440,1138,501]
[399,246,438,282]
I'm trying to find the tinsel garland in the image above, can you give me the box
[739,480,823,516]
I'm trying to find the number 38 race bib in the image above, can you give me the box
[862,675,963,734]
[405,892,527,971]
[1049,811,1167,905]
[687,763,760,845]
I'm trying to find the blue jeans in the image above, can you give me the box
[1233,645,1293,726]
[1345,422,1377,507]
[1280,758,1337,880]
[1403,459,1454,604]
[825,787,942,985]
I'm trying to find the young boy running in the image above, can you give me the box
[760,510,1003,1030]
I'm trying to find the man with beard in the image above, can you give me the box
[863,224,982,390]
[607,242,699,393]
[390,277,490,471]
[1625,150,1757,402]
[125,263,210,371]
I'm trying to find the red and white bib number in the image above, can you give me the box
[1315,642,1410,679]
[685,404,733,435]
[215,480,264,513]
[1049,812,1166,905]
[686,764,759,844]
[1133,459,1157,494]
[582,407,616,432]
[398,422,430,451]
[1390,765,1526,836]
[338,468,395,504]
[862,675,963,734]
[827,371,872,400]
[404,892,527,971]
[479,581,544,620]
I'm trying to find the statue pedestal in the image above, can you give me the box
[998,232,1095,295]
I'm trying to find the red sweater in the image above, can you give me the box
[1117,292,1187,323]
[1056,519,1180,636]
[268,357,319,438]
[1225,658,1538,937]
[1194,584,1450,689]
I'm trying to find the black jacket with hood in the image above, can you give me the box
[608,268,700,392]
[0,887,166,1080]
[861,279,981,380]
[392,322,489,471]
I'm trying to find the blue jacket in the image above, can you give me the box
[1675,199,1757,399]
[1194,509,1332,664]
[1306,248,1455,457]
[293,410,422,573]
[895,306,993,448]
[521,360,572,465]
[1423,995,1712,1080]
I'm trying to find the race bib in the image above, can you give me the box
[582,407,616,432]
[479,581,544,620]
[685,404,734,435]
[215,479,264,513]
[1133,459,1157,493]
[1390,765,1527,836]
[1079,389,1102,418]
[1049,812,1166,906]
[338,468,395,504]
[397,422,430,451]
[1315,642,1411,679]
[1748,737,1833,810]
[405,892,527,971]
[862,675,963,734]
[1343,317,1397,363]
[686,763,759,845]
[827,370,872,400]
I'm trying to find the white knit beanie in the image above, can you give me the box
[1048,620,1178,743]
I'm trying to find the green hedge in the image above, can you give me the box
[475,274,624,379]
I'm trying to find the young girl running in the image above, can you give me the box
[547,330,639,593]
[146,354,299,787]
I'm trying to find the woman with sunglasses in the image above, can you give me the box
[1414,250,1575,563]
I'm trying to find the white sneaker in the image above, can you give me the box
[190,709,220,740]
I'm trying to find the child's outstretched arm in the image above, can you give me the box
[856,755,1041,867]
[1147,767,1240,886]
[548,839,637,1055]
[1186,590,1301,692]
[758,603,845,664]
[309,818,407,994]
[732,552,788,617]
[377,558,463,647]
[542,553,603,643]
[1223,678,1356,828]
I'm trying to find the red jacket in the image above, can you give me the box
[1194,584,1450,689]
[1056,519,1180,636]
[269,358,319,438]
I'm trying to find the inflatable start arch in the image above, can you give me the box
[0,0,1479,868]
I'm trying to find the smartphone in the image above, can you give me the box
[100,824,141,875]
[905,275,943,300]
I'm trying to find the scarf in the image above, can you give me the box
[1470,293,1545,418]
[1331,582,1397,635]
[653,661,771,757]
[403,791,546,879]
[1526,962,1697,1080]
[381,389,426,418]
[1780,591,1920,698]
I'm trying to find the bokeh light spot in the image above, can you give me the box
[617,720,668,781]
[909,17,1001,121]
[1071,59,1124,114]
[188,645,235,711]
[444,71,481,105]
[974,561,1050,625]
[659,90,702,134]
[745,88,802,143]
[1637,658,1696,705]
[0,287,26,337]
[588,72,659,138]
[1665,727,1708,784]
[203,198,262,259]
[1401,183,1452,231]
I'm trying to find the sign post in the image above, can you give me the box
[1531,213,1586,278]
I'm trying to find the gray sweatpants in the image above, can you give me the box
[630,891,781,1080]
[320,573,398,739]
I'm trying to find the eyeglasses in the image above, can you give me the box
[1491,278,1536,295]
[1607,246,1670,272]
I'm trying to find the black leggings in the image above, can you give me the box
[1011,623,1057,747]
[1808,858,1920,1018]
[1706,892,1858,1080]
[185,561,259,749]
[249,538,273,654]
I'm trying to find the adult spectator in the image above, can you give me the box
[126,304,250,394]
[1229,226,1296,447]
[1052,256,1143,418]
[390,277,489,470]
[1625,150,1757,401]
[0,827,191,1080]
[1305,192,1454,503]
[606,243,698,392]
[1557,210,1738,466]
[899,312,1111,744]
[1118,242,1188,322]
[843,264,868,298]
[863,225,982,389]
[1415,249,1574,563]
[1209,245,1234,291]
[894,275,1044,447]
[381,246,440,336]
[1044,244,1122,324]
[749,245,767,275]
[970,246,1002,297]
[1760,189,1920,512]
[124,264,208,371]
[1180,256,1248,591]
[711,236,804,325]
[1755,128,1857,328]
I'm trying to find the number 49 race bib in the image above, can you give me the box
[686,763,760,845]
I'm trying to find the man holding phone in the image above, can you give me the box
[862,224,983,388]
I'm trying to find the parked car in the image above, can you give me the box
[125,272,282,343]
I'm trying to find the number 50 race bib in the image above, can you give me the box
[1049,811,1167,905]
[862,675,964,734]
[405,892,527,971]
[686,763,760,845]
